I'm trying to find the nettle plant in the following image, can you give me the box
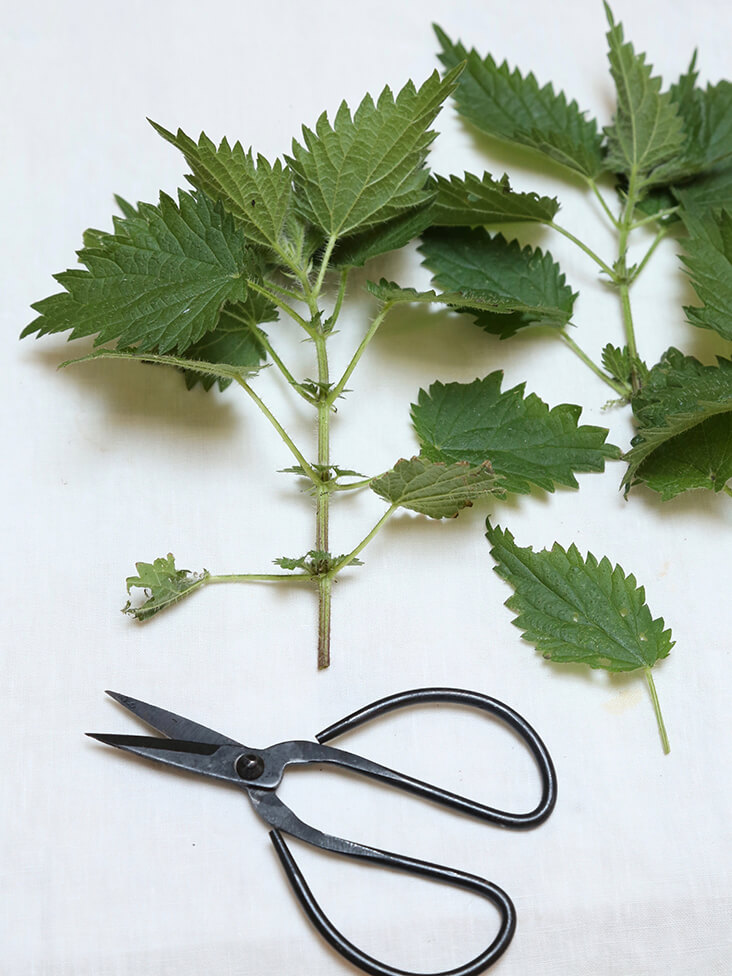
[419,6,731,501]
[23,65,621,669]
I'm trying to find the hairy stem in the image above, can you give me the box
[644,668,670,755]
[632,228,668,282]
[559,331,630,398]
[246,280,311,333]
[631,206,679,230]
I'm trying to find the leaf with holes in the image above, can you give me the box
[123,554,209,621]
[486,521,674,752]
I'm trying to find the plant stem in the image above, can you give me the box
[723,484,732,498]
[588,178,620,227]
[631,207,679,230]
[632,228,668,282]
[246,280,311,333]
[559,331,630,398]
[234,376,319,483]
[208,572,313,583]
[328,303,394,404]
[550,221,617,279]
[332,476,375,492]
[332,505,398,574]
[644,668,670,755]
[616,171,642,393]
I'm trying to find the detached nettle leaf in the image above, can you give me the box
[486,522,674,753]
[150,123,303,257]
[420,227,576,337]
[680,209,732,341]
[603,5,685,187]
[429,171,560,226]
[123,554,209,621]
[623,348,732,499]
[23,191,251,355]
[371,456,502,518]
[412,374,620,495]
[435,26,605,179]
[287,67,462,239]
[180,292,276,391]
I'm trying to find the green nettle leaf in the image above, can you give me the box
[601,344,649,387]
[412,374,620,494]
[486,522,674,751]
[665,55,732,182]
[331,204,435,269]
[420,227,576,336]
[364,279,561,321]
[603,5,685,186]
[371,456,502,518]
[674,165,732,220]
[680,210,732,341]
[430,171,560,226]
[123,554,209,621]
[181,292,276,391]
[435,25,605,179]
[623,349,732,499]
[273,550,363,572]
[286,67,462,239]
[150,123,303,256]
[22,191,251,355]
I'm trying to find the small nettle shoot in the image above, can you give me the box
[22,64,619,668]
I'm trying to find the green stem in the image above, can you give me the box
[313,327,332,667]
[331,505,397,574]
[314,235,338,297]
[617,171,642,393]
[208,572,313,584]
[234,376,319,484]
[332,476,375,492]
[328,303,393,405]
[549,221,617,278]
[587,178,620,227]
[723,484,732,498]
[325,268,349,331]
[644,668,670,755]
[631,207,679,230]
[632,228,668,282]
[559,331,630,398]
[246,280,311,333]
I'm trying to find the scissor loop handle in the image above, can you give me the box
[316,687,557,829]
[270,829,516,976]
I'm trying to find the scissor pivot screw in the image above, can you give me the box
[235,753,265,780]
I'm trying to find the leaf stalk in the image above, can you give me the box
[644,667,670,755]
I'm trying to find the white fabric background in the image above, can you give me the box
[3,1,731,974]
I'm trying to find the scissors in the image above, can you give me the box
[89,687,557,976]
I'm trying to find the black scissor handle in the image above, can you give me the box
[316,687,557,829]
[270,829,516,976]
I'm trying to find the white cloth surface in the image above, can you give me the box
[2,1,731,974]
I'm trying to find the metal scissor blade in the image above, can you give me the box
[86,733,245,784]
[104,691,241,745]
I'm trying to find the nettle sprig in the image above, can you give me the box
[422,4,731,499]
[22,65,621,668]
